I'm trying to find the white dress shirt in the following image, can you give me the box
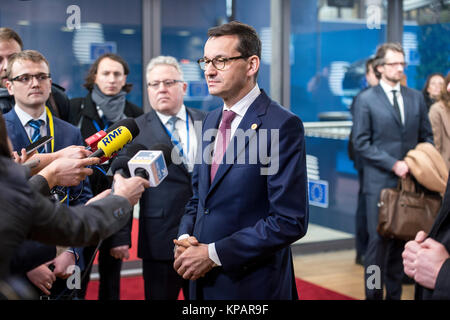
[379,79,405,125]
[14,105,48,150]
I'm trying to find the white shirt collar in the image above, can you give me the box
[156,104,187,125]
[380,79,401,95]
[223,84,260,117]
[14,104,47,127]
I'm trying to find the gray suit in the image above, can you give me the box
[125,107,205,299]
[352,84,433,299]
[0,157,133,281]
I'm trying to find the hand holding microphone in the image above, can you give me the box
[38,157,101,189]
[112,174,150,206]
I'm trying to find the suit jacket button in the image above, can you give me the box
[113,208,125,219]
[204,209,209,215]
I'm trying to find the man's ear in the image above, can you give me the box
[247,55,260,78]
[5,80,14,95]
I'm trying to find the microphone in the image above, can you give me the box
[88,126,134,160]
[128,144,172,187]
[109,144,147,178]
[85,118,140,163]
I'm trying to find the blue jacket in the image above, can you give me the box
[177,90,308,299]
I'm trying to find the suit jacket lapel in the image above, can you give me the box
[375,85,402,127]
[6,109,30,152]
[401,86,411,129]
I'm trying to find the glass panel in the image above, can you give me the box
[161,0,271,112]
[0,0,143,107]
[161,0,227,112]
[290,0,387,233]
[402,1,450,92]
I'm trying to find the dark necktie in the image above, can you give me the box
[28,119,45,153]
[210,110,236,183]
[391,90,402,124]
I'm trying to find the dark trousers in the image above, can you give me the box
[364,193,405,300]
[355,169,368,258]
[142,259,189,300]
[78,244,123,300]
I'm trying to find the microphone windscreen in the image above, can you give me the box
[109,156,131,177]
[107,118,140,138]
[97,126,132,157]
[110,143,147,176]
[124,143,147,158]
[149,144,173,167]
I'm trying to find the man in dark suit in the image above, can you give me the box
[0,27,70,120]
[69,53,143,300]
[3,49,92,298]
[173,21,308,300]
[124,55,205,299]
[348,57,379,266]
[352,43,434,300]
[403,177,450,300]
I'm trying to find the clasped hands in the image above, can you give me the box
[173,236,216,281]
[402,231,450,290]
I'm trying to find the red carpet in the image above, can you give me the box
[86,219,355,300]
[85,276,355,300]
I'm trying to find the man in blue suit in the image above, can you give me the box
[352,43,434,300]
[173,21,308,300]
[4,50,92,298]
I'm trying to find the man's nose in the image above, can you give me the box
[30,76,40,86]
[204,62,217,77]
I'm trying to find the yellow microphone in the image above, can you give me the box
[89,126,133,158]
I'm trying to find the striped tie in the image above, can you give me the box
[28,119,45,153]
[167,116,184,159]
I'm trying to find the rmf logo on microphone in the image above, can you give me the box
[97,126,132,157]
[102,127,123,145]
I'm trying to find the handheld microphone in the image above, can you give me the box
[89,126,134,160]
[85,118,140,163]
[128,144,172,187]
[109,144,147,178]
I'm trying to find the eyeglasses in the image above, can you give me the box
[384,62,407,68]
[197,56,248,71]
[9,73,51,85]
[147,79,184,89]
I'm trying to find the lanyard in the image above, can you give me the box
[163,109,190,158]
[45,106,55,153]
[29,106,55,153]
[92,118,109,132]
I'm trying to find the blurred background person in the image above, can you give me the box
[423,73,445,111]
[0,111,149,298]
[69,53,143,300]
[428,72,450,170]
[348,56,379,266]
[0,27,69,121]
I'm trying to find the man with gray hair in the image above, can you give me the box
[122,55,205,299]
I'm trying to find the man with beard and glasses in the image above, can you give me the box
[352,42,434,300]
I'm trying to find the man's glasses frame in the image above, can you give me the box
[383,62,407,68]
[9,73,51,85]
[147,79,184,89]
[197,55,248,71]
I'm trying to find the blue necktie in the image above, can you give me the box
[167,116,184,157]
[28,119,45,153]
